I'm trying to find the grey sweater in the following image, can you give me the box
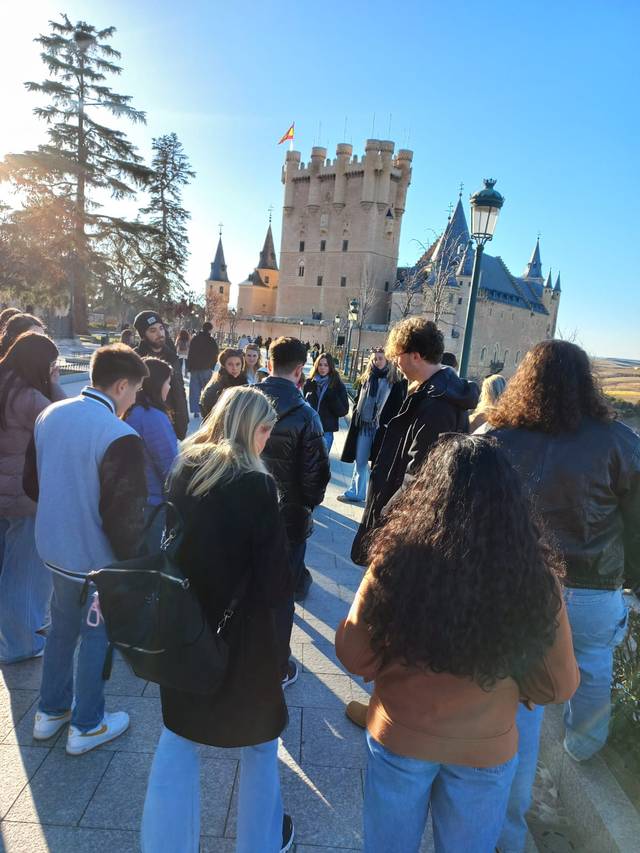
[24,388,147,579]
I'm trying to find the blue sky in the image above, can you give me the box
[1,0,638,358]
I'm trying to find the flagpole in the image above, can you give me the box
[290,121,294,151]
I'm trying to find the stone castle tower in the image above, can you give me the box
[276,139,413,323]
[205,235,232,308]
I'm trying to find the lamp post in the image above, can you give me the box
[344,298,359,376]
[333,314,341,356]
[299,319,304,341]
[251,317,256,340]
[459,179,505,378]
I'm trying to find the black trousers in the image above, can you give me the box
[274,541,306,677]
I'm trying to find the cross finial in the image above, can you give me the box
[537,230,542,241]
[268,204,274,225]
[446,202,454,219]
[459,181,464,198]
[218,222,223,238]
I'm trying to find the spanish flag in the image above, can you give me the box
[278,123,295,145]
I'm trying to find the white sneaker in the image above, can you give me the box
[66,711,130,756]
[33,709,72,740]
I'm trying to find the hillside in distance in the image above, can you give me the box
[594,358,640,403]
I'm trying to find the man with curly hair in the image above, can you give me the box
[350,317,479,570]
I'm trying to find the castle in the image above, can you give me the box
[205,138,561,379]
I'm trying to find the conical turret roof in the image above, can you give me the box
[523,238,543,279]
[258,224,278,271]
[209,237,229,283]
[554,271,561,292]
[544,269,553,289]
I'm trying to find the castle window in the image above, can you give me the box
[342,239,349,252]
[448,294,454,304]
[219,286,224,294]
[298,264,305,277]
[340,276,347,288]
[515,350,521,365]
[384,281,389,292]
[503,349,509,364]
[320,240,326,252]
[480,347,487,364]
[265,275,269,284]
[317,275,323,286]
[299,240,305,252]
[458,297,463,305]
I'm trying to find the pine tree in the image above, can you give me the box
[1,14,152,333]
[141,133,195,304]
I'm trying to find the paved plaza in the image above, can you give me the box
[0,406,575,852]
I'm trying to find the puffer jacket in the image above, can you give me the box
[0,379,65,517]
[134,340,189,441]
[352,367,479,565]
[485,418,640,591]
[199,372,247,420]
[257,376,330,543]
[303,378,349,433]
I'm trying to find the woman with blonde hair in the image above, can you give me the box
[244,342,267,385]
[469,373,507,431]
[338,348,407,503]
[141,386,295,853]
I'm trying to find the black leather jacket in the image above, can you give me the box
[487,418,640,591]
[257,377,330,543]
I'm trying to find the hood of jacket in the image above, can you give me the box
[260,376,305,419]
[419,367,479,412]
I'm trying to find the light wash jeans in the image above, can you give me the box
[0,515,51,663]
[323,431,334,454]
[141,727,283,853]
[364,731,518,853]
[498,703,545,852]
[563,587,628,760]
[39,573,108,732]
[189,368,213,416]
[343,426,375,502]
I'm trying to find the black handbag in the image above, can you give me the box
[81,503,248,695]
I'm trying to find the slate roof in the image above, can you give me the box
[209,237,229,283]
[477,253,548,315]
[522,238,543,279]
[554,271,561,292]
[258,225,278,271]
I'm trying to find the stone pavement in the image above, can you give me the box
[0,413,574,852]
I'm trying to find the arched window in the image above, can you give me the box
[515,350,521,365]
[480,347,487,364]
[298,263,305,278]
[503,349,510,365]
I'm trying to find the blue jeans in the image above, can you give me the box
[189,368,213,415]
[0,516,52,663]
[365,732,518,852]
[0,516,10,575]
[141,727,283,853]
[498,703,545,852]
[344,426,375,501]
[323,431,334,453]
[39,573,109,732]
[563,587,628,760]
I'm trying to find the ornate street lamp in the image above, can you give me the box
[345,298,360,375]
[459,179,505,378]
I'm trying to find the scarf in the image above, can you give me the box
[357,366,391,427]
[314,374,331,407]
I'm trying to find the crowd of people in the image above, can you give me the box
[0,304,638,853]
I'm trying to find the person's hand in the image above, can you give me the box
[50,363,61,384]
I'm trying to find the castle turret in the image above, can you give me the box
[282,150,301,211]
[553,271,561,293]
[523,238,543,279]
[206,235,231,316]
[209,237,229,283]
[376,140,395,206]
[333,143,352,208]
[394,149,413,214]
[258,224,278,272]
[307,146,326,210]
[544,269,553,289]
[362,139,381,205]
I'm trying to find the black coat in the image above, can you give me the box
[199,372,247,420]
[484,418,640,592]
[351,367,479,565]
[257,376,330,543]
[134,340,189,440]
[161,469,293,747]
[186,331,219,372]
[303,378,349,433]
[341,378,407,464]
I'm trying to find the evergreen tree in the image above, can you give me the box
[0,14,152,333]
[141,133,195,304]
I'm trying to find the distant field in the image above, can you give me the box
[594,358,640,404]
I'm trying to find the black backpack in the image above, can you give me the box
[81,504,247,695]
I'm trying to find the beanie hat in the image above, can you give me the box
[134,311,163,338]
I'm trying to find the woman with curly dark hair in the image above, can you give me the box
[199,348,247,420]
[479,339,640,852]
[336,434,578,853]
